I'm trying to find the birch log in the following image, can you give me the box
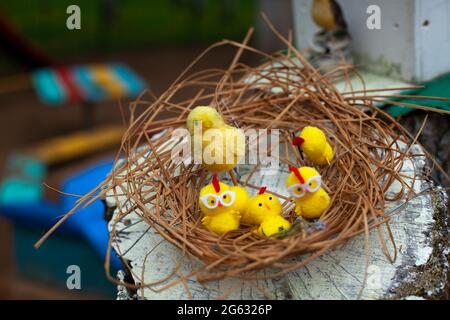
[105,143,448,300]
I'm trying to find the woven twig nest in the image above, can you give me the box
[36,27,448,294]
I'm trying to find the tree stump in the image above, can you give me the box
[105,143,449,300]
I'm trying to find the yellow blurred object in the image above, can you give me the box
[187,106,245,173]
[286,166,330,219]
[293,126,333,165]
[29,125,125,165]
[186,106,225,135]
[199,175,241,235]
[201,126,246,172]
[311,0,346,31]
[91,65,126,97]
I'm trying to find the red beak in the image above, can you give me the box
[218,202,223,207]
[293,136,305,146]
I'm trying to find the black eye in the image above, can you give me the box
[210,200,215,204]
[269,197,273,200]
[223,195,227,199]
[258,203,262,207]
[297,188,302,192]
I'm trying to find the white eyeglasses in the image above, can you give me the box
[287,176,321,198]
[200,190,236,209]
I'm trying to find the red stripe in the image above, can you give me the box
[55,67,82,102]
[258,186,267,195]
[289,166,305,184]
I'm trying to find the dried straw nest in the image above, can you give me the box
[36,25,449,293]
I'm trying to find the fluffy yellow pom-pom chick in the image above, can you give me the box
[187,106,246,173]
[187,106,225,135]
[257,215,292,237]
[293,126,333,165]
[242,187,291,237]
[230,185,250,214]
[199,175,243,235]
[201,126,246,172]
[286,166,330,219]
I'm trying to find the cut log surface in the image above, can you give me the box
[106,143,449,300]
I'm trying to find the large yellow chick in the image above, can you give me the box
[293,126,333,165]
[286,166,330,219]
[186,106,225,135]
[230,185,250,214]
[187,106,245,173]
[243,187,291,237]
[199,175,243,235]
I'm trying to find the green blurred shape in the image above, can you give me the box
[384,73,450,117]
[0,153,46,205]
[0,0,256,58]
[0,177,43,205]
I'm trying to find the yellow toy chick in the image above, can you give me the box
[186,106,225,134]
[242,187,291,237]
[293,126,333,166]
[286,166,330,219]
[258,215,292,238]
[187,106,245,173]
[230,185,250,215]
[199,175,245,235]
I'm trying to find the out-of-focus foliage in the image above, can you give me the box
[0,0,256,57]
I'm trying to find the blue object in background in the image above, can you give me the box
[0,158,123,297]
[61,159,123,271]
[32,63,147,105]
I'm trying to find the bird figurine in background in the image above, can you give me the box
[312,0,347,32]
[286,166,330,219]
[309,0,353,69]
[199,175,243,235]
[242,186,291,237]
[186,106,246,173]
[293,126,333,165]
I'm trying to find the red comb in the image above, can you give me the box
[293,136,305,146]
[289,167,305,184]
[258,186,267,195]
[212,174,220,193]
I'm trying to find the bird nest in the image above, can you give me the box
[36,25,448,297]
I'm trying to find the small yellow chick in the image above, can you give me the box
[286,166,330,219]
[293,126,333,165]
[187,106,245,173]
[242,187,291,237]
[199,175,241,235]
[258,215,292,237]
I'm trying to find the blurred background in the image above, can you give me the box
[0,0,293,299]
[0,0,448,300]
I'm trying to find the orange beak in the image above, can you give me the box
[218,202,223,208]
[264,203,271,211]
